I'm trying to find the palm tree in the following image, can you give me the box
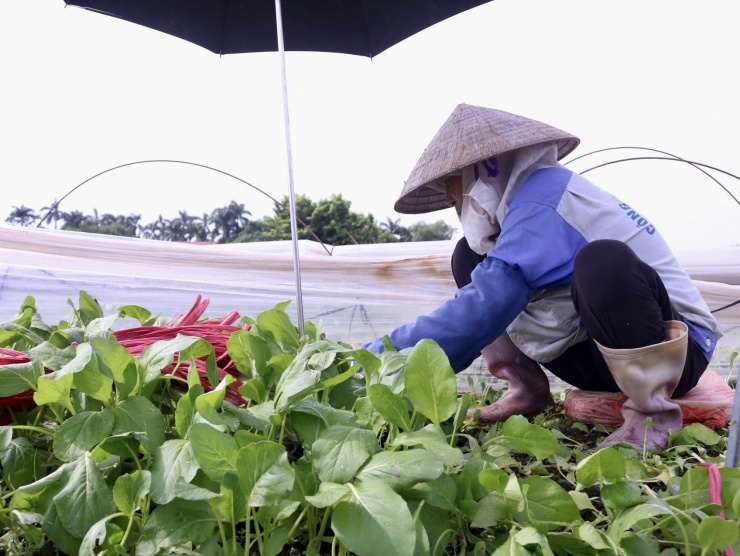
[168,210,193,242]
[209,202,251,243]
[380,217,402,235]
[5,205,38,227]
[39,200,62,229]
[60,210,89,230]
[192,212,212,242]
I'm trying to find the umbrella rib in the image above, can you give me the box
[218,0,231,56]
[358,0,375,59]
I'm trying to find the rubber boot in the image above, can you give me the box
[466,333,554,425]
[596,321,688,452]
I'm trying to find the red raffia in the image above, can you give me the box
[0,296,251,423]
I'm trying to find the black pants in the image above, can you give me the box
[451,238,708,397]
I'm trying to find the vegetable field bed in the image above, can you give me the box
[0,294,738,556]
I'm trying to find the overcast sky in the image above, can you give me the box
[2,0,739,250]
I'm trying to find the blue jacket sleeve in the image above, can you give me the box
[364,257,530,372]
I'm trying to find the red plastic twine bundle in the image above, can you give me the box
[698,462,735,556]
[0,296,251,422]
[113,295,250,406]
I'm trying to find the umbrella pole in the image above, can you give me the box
[274,0,305,336]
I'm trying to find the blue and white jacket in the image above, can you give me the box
[366,167,722,371]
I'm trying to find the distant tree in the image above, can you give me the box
[192,212,212,242]
[39,200,62,229]
[60,210,89,230]
[210,201,252,243]
[407,220,456,242]
[62,212,139,237]
[141,214,170,240]
[260,194,395,246]
[260,195,316,242]
[5,205,38,227]
[380,217,402,235]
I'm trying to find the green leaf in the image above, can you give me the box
[72,352,114,404]
[673,422,721,446]
[90,336,137,399]
[78,516,109,556]
[116,304,154,325]
[369,383,413,432]
[353,349,382,376]
[46,341,93,379]
[404,339,457,425]
[312,425,378,484]
[53,410,115,462]
[110,396,166,453]
[181,339,218,388]
[228,329,272,378]
[500,416,558,460]
[28,341,77,370]
[189,423,240,481]
[85,314,120,337]
[289,397,357,444]
[209,471,247,524]
[256,308,300,350]
[264,525,291,556]
[150,439,199,504]
[53,454,117,538]
[607,499,673,542]
[174,383,203,438]
[356,449,443,491]
[452,393,472,434]
[576,447,627,487]
[520,476,581,529]
[332,480,416,556]
[0,361,43,397]
[33,373,74,409]
[0,426,11,452]
[76,291,105,325]
[547,532,600,556]
[601,479,644,510]
[138,334,201,386]
[169,478,220,501]
[392,424,464,467]
[411,473,458,511]
[478,467,510,494]
[238,377,267,403]
[578,522,612,550]
[112,470,151,516]
[274,342,347,412]
[381,335,397,352]
[136,501,217,556]
[492,534,533,556]
[696,516,739,552]
[236,440,295,507]
[305,482,351,508]
[309,350,337,371]
[0,436,34,474]
[92,433,141,461]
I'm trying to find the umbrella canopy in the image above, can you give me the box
[62,0,493,57]
[61,0,495,332]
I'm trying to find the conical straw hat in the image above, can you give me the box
[394,104,580,214]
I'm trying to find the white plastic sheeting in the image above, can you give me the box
[1,225,738,380]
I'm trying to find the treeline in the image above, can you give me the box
[4,194,455,246]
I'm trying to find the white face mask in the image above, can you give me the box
[460,177,502,255]
[457,144,560,255]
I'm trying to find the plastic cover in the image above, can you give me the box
[1,225,738,386]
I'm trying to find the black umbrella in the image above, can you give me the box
[62,0,494,332]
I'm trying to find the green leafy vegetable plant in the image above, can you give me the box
[0,293,737,555]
